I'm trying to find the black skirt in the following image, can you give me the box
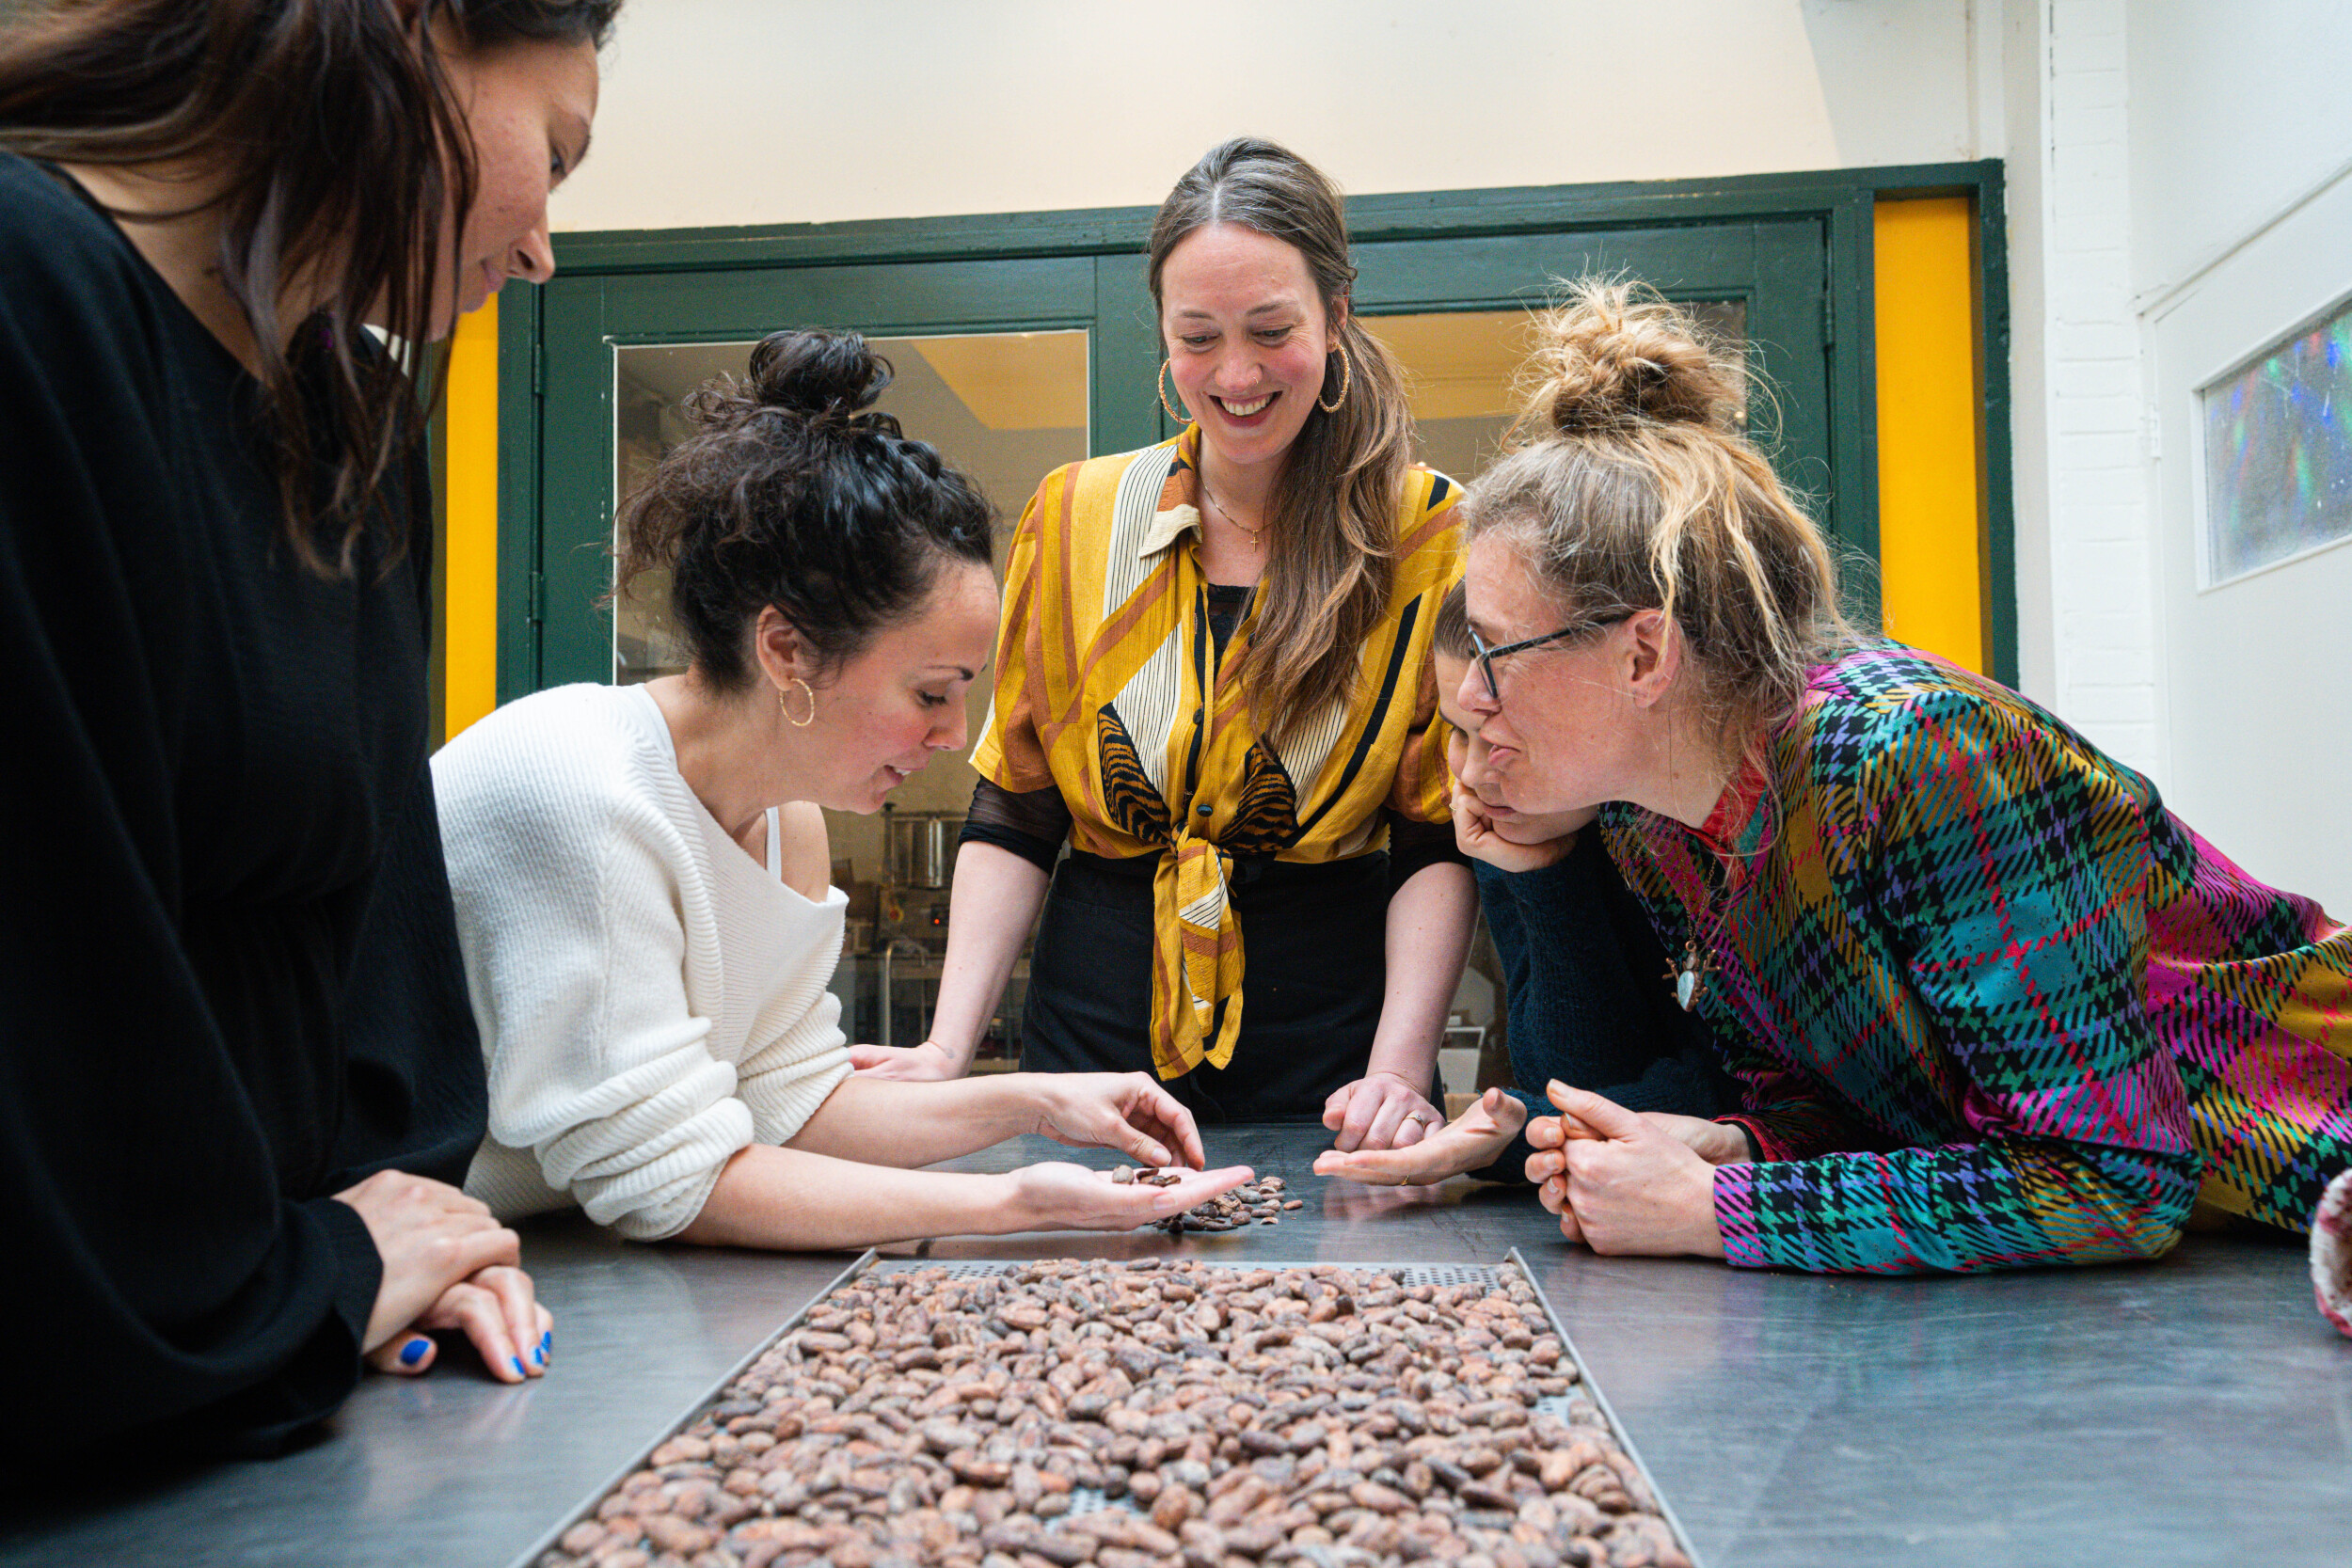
[1019,849,1419,1123]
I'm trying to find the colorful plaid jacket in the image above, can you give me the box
[1599,644,2352,1275]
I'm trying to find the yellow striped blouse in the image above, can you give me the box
[973,426,1464,1081]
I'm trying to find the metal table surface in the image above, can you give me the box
[5,1124,2346,1567]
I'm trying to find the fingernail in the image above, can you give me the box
[511,1356,527,1378]
[398,1337,430,1368]
[542,1330,553,1353]
[532,1343,547,1368]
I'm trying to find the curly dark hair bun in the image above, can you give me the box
[744,327,896,424]
[617,328,993,690]
[1518,279,1744,438]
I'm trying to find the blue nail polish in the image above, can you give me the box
[511,1355,527,1377]
[532,1343,547,1367]
[541,1330,553,1351]
[398,1338,429,1368]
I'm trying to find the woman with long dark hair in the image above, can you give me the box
[0,0,613,1460]
[855,139,1476,1152]
[436,329,1252,1247]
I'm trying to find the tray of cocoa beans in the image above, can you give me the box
[519,1250,1699,1568]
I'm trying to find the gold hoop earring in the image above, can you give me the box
[778,677,816,728]
[1317,340,1352,414]
[1158,358,1193,424]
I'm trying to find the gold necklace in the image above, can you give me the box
[1198,485,1264,541]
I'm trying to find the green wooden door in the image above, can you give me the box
[509,216,1837,695]
[1353,219,1835,536]
[513,254,1148,696]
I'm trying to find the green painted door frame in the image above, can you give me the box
[501,161,2010,699]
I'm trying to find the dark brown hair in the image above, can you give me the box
[1432,578,1472,661]
[615,329,995,693]
[0,0,620,575]
[1149,137,1415,739]
[1464,279,1852,756]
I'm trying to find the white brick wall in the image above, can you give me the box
[2032,0,2161,770]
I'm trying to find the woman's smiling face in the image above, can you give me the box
[1157,222,1339,478]
[789,560,1001,815]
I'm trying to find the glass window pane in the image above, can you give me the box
[612,330,1089,683]
[2201,298,2352,583]
[1366,301,1747,481]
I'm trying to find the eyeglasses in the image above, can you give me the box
[1465,612,1630,704]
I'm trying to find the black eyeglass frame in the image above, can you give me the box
[1466,611,1633,704]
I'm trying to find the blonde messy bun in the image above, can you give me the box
[1465,279,1851,759]
[1514,279,1745,441]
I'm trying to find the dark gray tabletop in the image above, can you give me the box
[5,1124,2346,1567]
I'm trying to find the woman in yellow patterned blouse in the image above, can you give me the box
[849,139,1474,1152]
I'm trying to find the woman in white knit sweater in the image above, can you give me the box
[435,330,1252,1249]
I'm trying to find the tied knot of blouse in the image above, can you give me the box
[973,427,1464,1080]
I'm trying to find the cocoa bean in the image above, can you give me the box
[947,1452,1011,1487]
[637,1514,714,1555]
[649,1435,711,1466]
[1028,1533,1093,1567]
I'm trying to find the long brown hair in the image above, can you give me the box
[0,0,619,576]
[1465,279,1854,758]
[1149,137,1415,741]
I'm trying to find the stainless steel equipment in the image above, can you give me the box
[884,808,962,890]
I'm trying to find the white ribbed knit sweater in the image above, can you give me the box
[434,684,851,1241]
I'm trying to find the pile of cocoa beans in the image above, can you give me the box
[539,1259,1692,1568]
[1113,1171,1303,1234]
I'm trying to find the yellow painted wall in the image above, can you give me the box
[1873,196,1985,671]
[442,298,500,740]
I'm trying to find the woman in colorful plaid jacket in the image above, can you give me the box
[1456,280,2352,1275]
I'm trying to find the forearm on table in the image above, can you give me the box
[1365,860,1477,1085]
[1713,1136,2198,1273]
[921,842,1051,1066]
[675,1144,1023,1251]
[785,1073,1037,1168]
[1708,1035,1876,1163]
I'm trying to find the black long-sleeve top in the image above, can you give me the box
[1468,834,1735,1182]
[0,153,485,1461]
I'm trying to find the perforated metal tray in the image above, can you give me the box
[507,1250,1703,1568]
